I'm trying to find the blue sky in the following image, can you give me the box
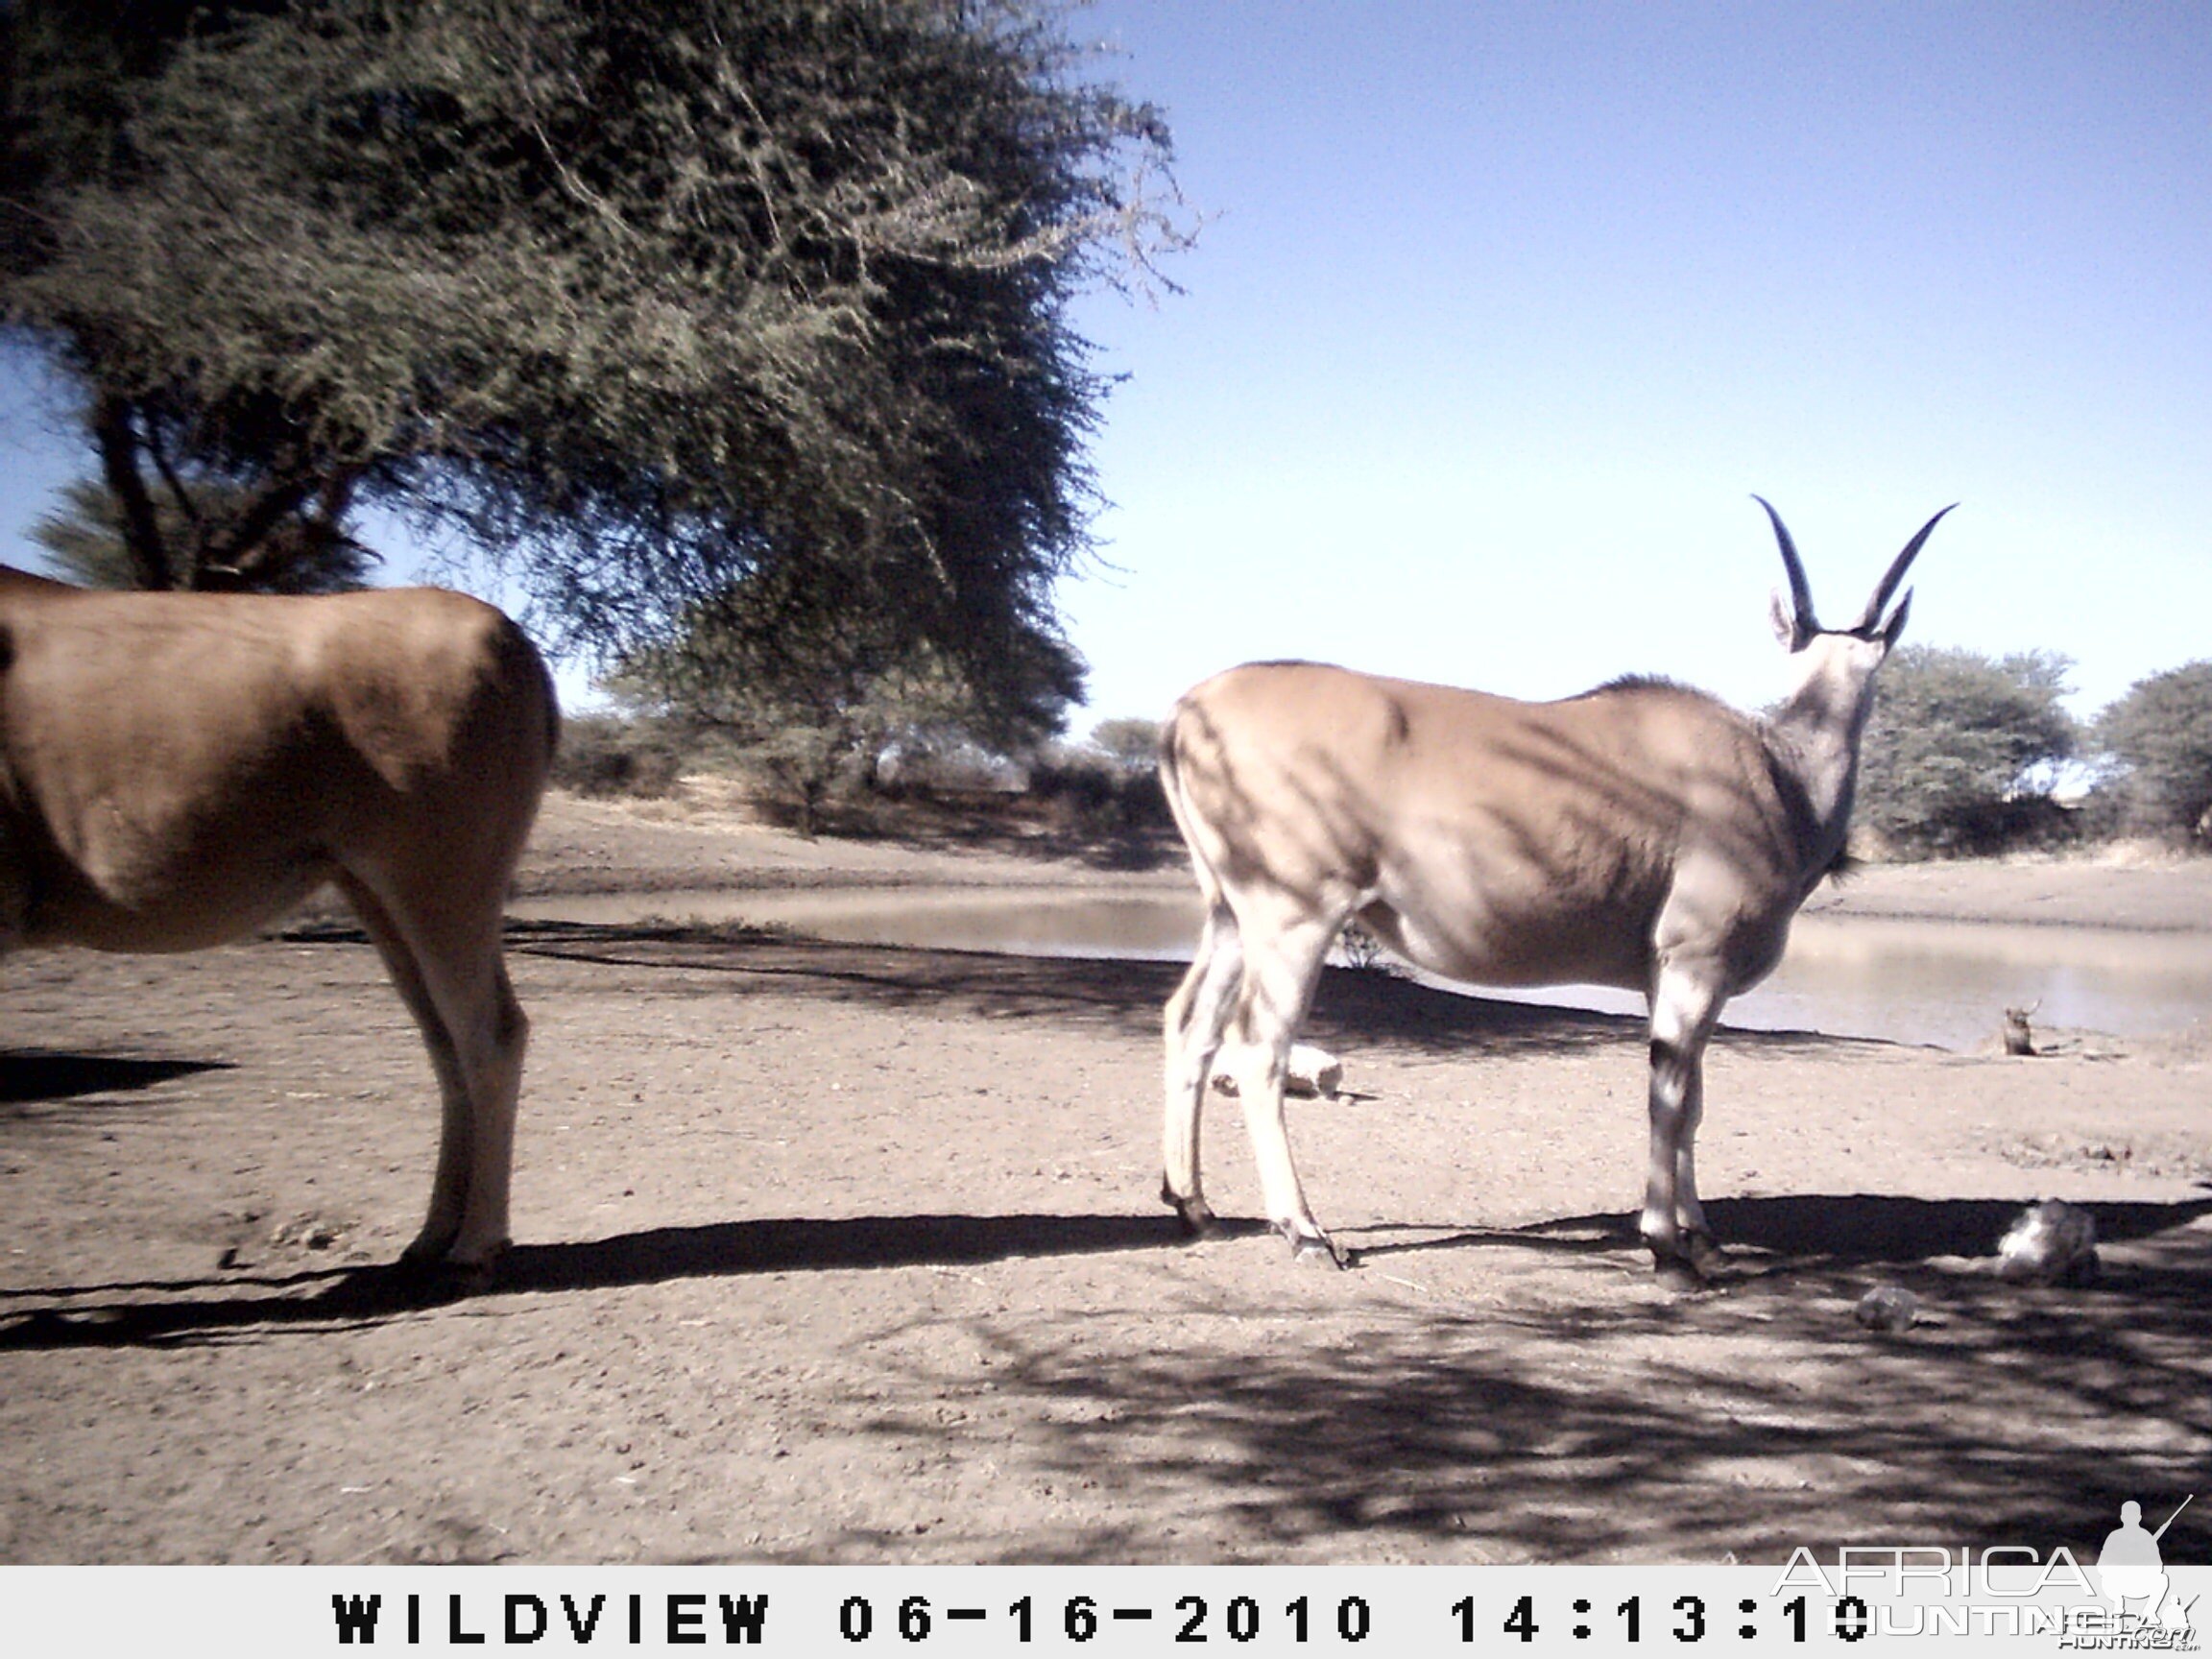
[1057,1,2210,725]
[4,3,2205,730]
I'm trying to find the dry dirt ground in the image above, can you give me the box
[2,793,2207,1565]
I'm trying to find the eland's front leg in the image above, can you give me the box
[1643,962,1725,1283]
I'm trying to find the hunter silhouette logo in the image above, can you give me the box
[2097,1496,2196,1634]
[1771,1496,2200,1644]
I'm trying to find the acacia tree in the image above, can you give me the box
[610,563,1081,832]
[29,477,378,593]
[1085,715,1161,776]
[1,0,1188,709]
[1857,645,2078,856]
[2096,662,2212,845]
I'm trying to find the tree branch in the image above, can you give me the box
[143,420,204,538]
[200,471,322,589]
[91,394,174,590]
[222,466,367,589]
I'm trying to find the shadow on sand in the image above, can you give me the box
[1,1050,232,1107]
[486,917,1863,1062]
[0,1209,1237,1350]
[5,1188,2202,1343]
[939,1191,2212,1563]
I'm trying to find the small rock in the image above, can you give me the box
[1855,1285,1919,1332]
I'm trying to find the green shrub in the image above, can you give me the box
[552,714,686,799]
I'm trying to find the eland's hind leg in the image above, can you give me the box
[1162,902,1242,1236]
[339,870,526,1272]
[338,873,470,1262]
[1216,894,1347,1264]
[408,921,525,1271]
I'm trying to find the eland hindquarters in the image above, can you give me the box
[0,567,559,1274]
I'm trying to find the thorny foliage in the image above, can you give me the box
[1,0,1192,700]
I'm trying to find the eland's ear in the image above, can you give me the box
[1769,587,1801,649]
[1878,588,1913,650]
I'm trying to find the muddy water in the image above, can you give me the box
[515,886,1202,958]
[510,886,2212,1051]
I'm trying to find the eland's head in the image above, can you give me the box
[1757,494,1954,738]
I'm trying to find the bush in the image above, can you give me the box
[2095,662,2212,847]
[551,714,687,799]
[1027,749,1171,837]
[1857,646,2077,857]
[1085,717,1163,778]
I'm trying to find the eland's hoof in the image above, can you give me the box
[1162,1184,1219,1239]
[1653,1256,1709,1293]
[1279,1219,1350,1269]
[395,1238,505,1296]
[1681,1230,1727,1279]
[1643,1220,1722,1289]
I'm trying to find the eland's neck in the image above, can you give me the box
[1763,647,1887,875]
[1744,495,1944,882]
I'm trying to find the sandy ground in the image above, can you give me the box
[1,791,2207,1564]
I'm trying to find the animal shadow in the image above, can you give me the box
[1703,1191,2212,1268]
[0,1050,231,1105]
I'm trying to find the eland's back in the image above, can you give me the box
[1164,662,1810,994]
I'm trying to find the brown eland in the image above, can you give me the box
[1156,498,1952,1281]
[0,565,558,1276]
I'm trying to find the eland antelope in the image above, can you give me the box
[0,566,557,1275]
[1157,498,1950,1280]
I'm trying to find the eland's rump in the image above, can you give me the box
[0,565,559,1274]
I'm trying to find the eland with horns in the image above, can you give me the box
[1155,497,1952,1281]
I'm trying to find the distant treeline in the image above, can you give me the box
[1855,646,2212,857]
[554,709,1171,845]
[560,646,2211,861]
